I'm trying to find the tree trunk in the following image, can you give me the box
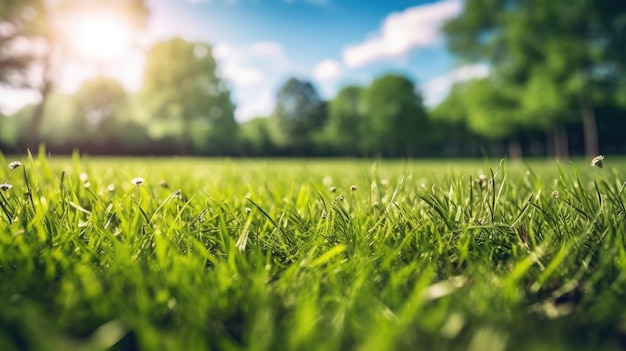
[25,51,53,152]
[508,139,522,160]
[553,125,569,160]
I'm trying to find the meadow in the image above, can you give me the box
[0,153,625,351]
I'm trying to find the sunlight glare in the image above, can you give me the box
[67,15,132,62]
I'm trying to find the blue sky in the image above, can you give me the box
[0,0,489,122]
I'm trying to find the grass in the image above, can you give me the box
[1,151,625,351]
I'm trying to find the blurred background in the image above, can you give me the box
[0,0,625,158]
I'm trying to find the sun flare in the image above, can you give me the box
[65,14,133,62]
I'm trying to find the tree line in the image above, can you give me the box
[1,0,626,158]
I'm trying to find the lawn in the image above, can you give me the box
[0,153,625,351]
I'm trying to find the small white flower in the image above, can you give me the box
[321,210,327,219]
[79,172,89,182]
[173,189,183,200]
[551,191,559,198]
[131,177,145,186]
[329,186,337,193]
[83,182,91,188]
[0,183,12,191]
[159,179,168,188]
[245,207,252,214]
[107,184,115,192]
[336,195,344,202]
[8,161,22,170]
[350,185,357,192]
[323,176,333,187]
[591,155,604,168]
[477,174,488,188]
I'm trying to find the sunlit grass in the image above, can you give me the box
[0,152,625,351]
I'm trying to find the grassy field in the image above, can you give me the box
[0,153,625,351]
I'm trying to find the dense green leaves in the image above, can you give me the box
[141,38,238,155]
[361,74,429,156]
[73,78,127,130]
[443,0,626,157]
[272,78,327,153]
[319,74,430,157]
[326,86,365,156]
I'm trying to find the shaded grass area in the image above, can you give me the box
[0,153,625,350]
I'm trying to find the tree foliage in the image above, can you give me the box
[70,78,128,144]
[241,117,281,156]
[272,77,327,152]
[0,0,48,87]
[325,86,365,156]
[444,0,626,157]
[361,74,428,156]
[0,0,150,150]
[141,38,238,154]
[74,78,127,127]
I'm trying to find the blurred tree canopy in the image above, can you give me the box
[433,78,544,159]
[141,38,238,155]
[71,78,129,146]
[0,0,149,150]
[3,1,626,158]
[272,78,327,155]
[0,0,47,87]
[240,117,280,156]
[444,0,626,158]
[325,86,366,156]
[361,74,429,156]
[74,78,126,129]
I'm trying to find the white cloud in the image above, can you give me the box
[421,64,489,106]
[313,59,342,82]
[236,89,275,122]
[214,41,287,66]
[221,62,265,88]
[212,43,234,61]
[248,41,288,66]
[213,41,290,89]
[214,40,288,75]
[212,41,293,121]
[342,0,462,68]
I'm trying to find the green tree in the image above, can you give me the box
[71,77,128,144]
[0,0,47,86]
[361,74,428,156]
[430,84,483,157]
[1,0,49,150]
[326,85,366,156]
[241,117,279,156]
[444,0,626,158]
[437,78,540,159]
[0,0,149,151]
[272,77,327,154]
[141,38,237,155]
